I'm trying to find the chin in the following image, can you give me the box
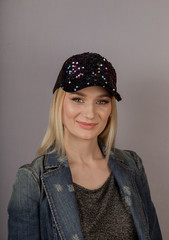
[77,131,102,141]
[71,131,95,140]
[77,135,96,141]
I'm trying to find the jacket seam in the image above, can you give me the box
[19,166,40,191]
[43,165,64,176]
[41,176,66,240]
[131,170,150,240]
[116,160,150,239]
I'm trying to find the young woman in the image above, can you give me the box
[8,52,162,239]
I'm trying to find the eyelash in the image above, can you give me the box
[71,98,110,105]
[72,98,84,103]
[97,100,109,105]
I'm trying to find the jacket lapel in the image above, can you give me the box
[108,153,150,240]
[41,152,84,240]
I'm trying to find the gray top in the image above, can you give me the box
[73,173,138,240]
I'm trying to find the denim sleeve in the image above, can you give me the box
[130,151,163,240]
[8,166,40,240]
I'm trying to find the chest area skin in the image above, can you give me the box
[69,157,111,190]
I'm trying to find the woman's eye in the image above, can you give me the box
[72,98,84,103]
[97,100,109,105]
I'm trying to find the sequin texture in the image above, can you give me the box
[53,52,122,101]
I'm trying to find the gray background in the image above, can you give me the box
[1,0,169,239]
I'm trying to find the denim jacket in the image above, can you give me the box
[8,143,162,240]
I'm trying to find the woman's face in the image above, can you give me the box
[62,86,112,141]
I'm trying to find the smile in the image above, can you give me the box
[76,121,98,129]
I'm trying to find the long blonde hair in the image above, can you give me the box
[37,88,117,159]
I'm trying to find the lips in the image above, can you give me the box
[76,121,98,129]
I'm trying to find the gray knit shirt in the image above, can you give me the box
[73,173,138,240]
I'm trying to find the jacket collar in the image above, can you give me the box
[44,149,68,169]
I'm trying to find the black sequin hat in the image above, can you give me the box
[53,52,122,101]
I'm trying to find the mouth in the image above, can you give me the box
[76,121,98,129]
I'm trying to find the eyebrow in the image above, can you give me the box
[69,92,111,98]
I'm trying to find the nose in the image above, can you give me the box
[82,103,96,119]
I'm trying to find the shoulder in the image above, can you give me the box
[8,156,46,216]
[17,155,46,184]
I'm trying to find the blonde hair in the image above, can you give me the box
[37,88,117,159]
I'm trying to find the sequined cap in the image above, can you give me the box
[53,52,122,101]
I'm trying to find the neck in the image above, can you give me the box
[64,134,104,164]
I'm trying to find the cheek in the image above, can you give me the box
[101,106,112,121]
[62,100,78,124]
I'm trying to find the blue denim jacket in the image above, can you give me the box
[8,144,162,240]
